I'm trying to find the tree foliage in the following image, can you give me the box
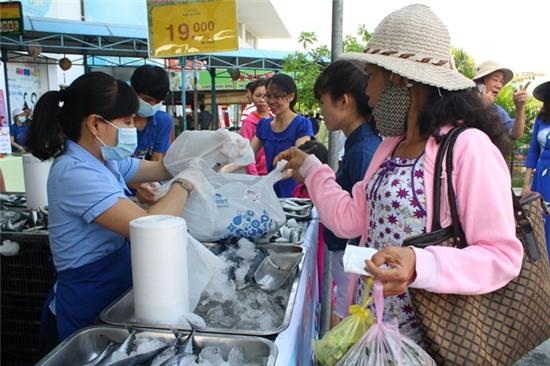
[283,27,371,113]
[451,47,476,79]
[496,84,542,147]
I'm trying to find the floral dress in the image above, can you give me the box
[357,152,427,344]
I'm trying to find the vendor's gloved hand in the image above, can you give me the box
[172,167,212,199]
[135,182,161,206]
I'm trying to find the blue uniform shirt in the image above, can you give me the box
[47,140,140,271]
[10,122,29,146]
[256,115,314,197]
[133,111,172,160]
[493,104,514,132]
[324,122,381,251]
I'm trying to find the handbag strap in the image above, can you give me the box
[431,127,467,248]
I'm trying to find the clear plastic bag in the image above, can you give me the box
[314,278,375,366]
[336,280,436,366]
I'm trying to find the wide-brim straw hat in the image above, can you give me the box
[473,60,514,85]
[533,80,550,102]
[340,4,474,91]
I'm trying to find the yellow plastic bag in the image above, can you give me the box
[314,278,375,366]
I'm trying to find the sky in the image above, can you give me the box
[259,0,550,76]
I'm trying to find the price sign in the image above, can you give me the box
[0,1,24,36]
[147,0,238,58]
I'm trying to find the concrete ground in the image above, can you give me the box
[515,339,550,365]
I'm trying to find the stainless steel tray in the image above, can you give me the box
[100,243,305,337]
[36,325,277,366]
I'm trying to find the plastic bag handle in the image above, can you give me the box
[374,280,384,325]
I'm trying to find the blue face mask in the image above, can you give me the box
[137,97,163,118]
[96,118,137,160]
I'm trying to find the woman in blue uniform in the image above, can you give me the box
[27,72,196,352]
[522,80,550,259]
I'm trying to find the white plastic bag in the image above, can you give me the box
[186,234,223,310]
[158,159,286,242]
[336,281,436,366]
[187,163,286,242]
[163,129,254,175]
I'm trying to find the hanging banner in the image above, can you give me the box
[147,0,238,58]
[0,90,11,154]
[0,1,24,36]
[7,63,47,115]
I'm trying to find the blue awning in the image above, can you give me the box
[23,16,146,39]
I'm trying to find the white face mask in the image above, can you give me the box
[137,97,163,118]
[95,117,137,160]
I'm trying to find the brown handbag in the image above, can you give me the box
[403,127,550,366]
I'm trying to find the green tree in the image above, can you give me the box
[451,47,476,79]
[283,27,372,113]
[298,31,317,50]
[496,85,542,146]
[283,32,329,112]
[357,24,372,43]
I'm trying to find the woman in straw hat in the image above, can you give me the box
[522,80,550,259]
[473,60,529,139]
[275,4,522,344]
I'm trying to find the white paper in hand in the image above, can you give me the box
[343,245,378,276]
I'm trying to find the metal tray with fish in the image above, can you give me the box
[36,325,277,366]
[100,243,305,337]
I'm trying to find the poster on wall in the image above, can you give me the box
[0,89,11,154]
[7,63,47,118]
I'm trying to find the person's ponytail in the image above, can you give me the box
[26,90,65,160]
[25,71,138,161]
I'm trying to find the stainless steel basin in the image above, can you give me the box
[100,243,305,337]
[36,325,277,366]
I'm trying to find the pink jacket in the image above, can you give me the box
[241,112,267,175]
[300,127,523,308]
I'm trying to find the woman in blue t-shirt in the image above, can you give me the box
[242,74,313,197]
[522,80,550,260]
[221,74,314,196]
[26,72,198,353]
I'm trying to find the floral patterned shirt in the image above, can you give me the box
[358,151,427,344]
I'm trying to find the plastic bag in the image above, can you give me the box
[157,159,286,242]
[336,280,436,366]
[314,278,375,366]
[163,129,254,175]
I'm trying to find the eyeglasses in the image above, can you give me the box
[265,93,286,101]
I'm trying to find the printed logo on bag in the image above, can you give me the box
[244,189,260,203]
[214,193,229,208]
[226,210,274,239]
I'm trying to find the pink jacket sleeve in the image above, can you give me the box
[241,120,258,176]
[300,155,368,239]
[411,129,523,295]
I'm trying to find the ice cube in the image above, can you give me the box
[236,238,256,261]
[199,346,225,364]
[227,346,245,366]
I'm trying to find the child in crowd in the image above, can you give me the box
[313,60,381,326]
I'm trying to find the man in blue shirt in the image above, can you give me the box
[10,106,32,152]
[130,65,174,204]
[473,60,528,139]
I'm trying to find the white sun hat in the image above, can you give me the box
[340,4,474,91]
[473,60,514,86]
